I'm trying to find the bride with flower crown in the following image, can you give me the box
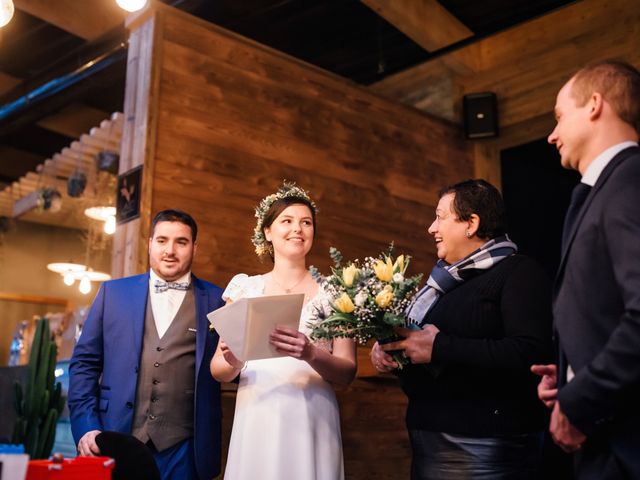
[210,182,357,480]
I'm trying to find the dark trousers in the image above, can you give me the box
[409,430,544,480]
[574,437,632,480]
[150,438,198,480]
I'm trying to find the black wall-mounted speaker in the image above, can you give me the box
[463,92,498,139]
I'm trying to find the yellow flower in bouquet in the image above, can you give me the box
[375,285,394,309]
[309,245,422,347]
[334,292,355,313]
[373,257,394,282]
[393,254,405,273]
[342,264,359,287]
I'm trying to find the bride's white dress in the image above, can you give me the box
[222,273,345,480]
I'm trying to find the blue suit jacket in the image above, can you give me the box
[68,272,224,480]
[554,146,640,477]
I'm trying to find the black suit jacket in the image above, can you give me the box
[554,146,640,477]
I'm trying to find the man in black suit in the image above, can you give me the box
[532,60,640,479]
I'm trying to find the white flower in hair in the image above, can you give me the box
[251,181,317,257]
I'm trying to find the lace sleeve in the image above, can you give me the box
[222,273,249,302]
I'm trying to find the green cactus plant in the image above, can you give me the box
[12,317,65,459]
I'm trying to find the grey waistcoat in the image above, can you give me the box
[132,287,196,451]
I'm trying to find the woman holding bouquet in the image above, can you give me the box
[371,179,552,479]
[210,182,356,480]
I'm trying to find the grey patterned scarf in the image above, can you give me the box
[406,235,517,326]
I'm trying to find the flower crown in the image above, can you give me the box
[252,181,317,257]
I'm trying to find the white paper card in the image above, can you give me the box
[207,294,303,361]
[0,454,29,480]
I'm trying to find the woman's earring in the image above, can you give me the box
[466,231,472,239]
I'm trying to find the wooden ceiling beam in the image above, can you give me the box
[361,0,473,52]
[14,0,125,41]
[361,0,478,75]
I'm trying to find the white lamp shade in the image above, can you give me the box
[47,262,87,274]
[115,0,148,13]
[0,0,14,28]
[85,206,116,221]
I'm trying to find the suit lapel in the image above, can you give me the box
[130,273,150,356]
[192,274,208,380]
[556,147,638,284]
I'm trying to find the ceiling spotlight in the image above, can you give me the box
[116,0,148,13]
[0,0,14,28]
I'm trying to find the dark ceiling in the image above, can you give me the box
[0,0,577,191]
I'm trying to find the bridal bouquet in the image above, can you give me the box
[309,245,422,356]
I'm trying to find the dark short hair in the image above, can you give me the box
[571,60,640,131]
[439,179,507,240]
[260,196,317,261]
[150,209,198,242]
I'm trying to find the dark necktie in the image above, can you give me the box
[154,280,190,293]
[562,182,592,250]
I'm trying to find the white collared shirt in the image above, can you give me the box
[149,270,191,339]
[581,141,638,186]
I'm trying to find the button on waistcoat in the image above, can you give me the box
[132,286,196,451]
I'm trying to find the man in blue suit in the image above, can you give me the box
[69,209,225,480]
[533,61,640,479]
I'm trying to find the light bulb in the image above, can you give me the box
[115,0,148,12]
[63,271,76,286]
[104,215,116,234]
[79,275,92,295]
[0,0,14,28]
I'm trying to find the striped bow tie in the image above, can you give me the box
[154,280,190,293]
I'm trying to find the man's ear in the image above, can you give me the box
[589,92,604,120]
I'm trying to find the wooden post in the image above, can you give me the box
[111,5,164,278]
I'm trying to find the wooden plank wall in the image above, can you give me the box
[122,4,473,478]
[133,6,474,284]
[370,0,640,187]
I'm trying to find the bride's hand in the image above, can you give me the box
[269,326,314,361]
[219,340,244,369]
[371,341,397,372]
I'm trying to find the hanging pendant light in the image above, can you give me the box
[104,214,117,234]
[115,0,148,13]
[47,262,111,291]
[85,206,117,235]
[79,275,92,295]
[0,0,14,28]
[63,271,77,286]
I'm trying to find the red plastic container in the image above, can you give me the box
[26,456,114,480]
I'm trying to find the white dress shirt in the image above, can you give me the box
[149,270,191,339]
[581,141,638,186]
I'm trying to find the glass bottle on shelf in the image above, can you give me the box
[8,320,28,366]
